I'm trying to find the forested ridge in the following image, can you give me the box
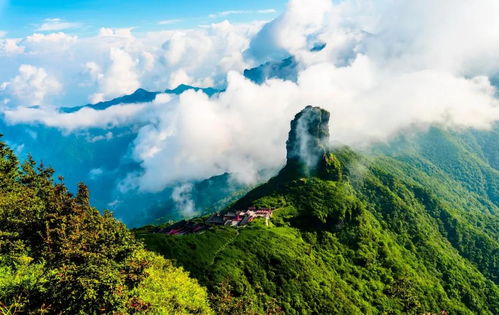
[137,125,498,314]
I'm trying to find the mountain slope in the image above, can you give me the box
[136,107,498,314]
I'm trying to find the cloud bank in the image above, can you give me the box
[0,21,261,107]
[2,0,499,194]
[208,9,277,19]
[1,64,61,105]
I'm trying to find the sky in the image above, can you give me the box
[1,0,499,197]
[0,0,285,37]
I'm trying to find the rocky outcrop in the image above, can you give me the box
[276,105,342,180]
[285,105,330,172]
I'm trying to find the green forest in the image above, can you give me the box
[1,123,498,314]
[136,125,499,314]
[0,139,212,314]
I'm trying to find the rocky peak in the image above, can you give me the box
[277,105,341,181]
[285,105,331,174]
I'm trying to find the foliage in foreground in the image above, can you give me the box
[0,139,212,314]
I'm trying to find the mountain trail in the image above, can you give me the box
[209,229,240,266]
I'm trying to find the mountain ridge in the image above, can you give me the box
[136,106,499,314]
[61,84,224,113]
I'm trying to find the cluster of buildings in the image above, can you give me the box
[160,207,274,235]
[206,207,273,227]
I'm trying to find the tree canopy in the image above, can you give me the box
[0,138,212,314]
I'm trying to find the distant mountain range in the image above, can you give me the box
[61,84,224,113]
[0,56,302,227]
[61,54,299,114]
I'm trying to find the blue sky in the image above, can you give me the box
[0,0,287,37]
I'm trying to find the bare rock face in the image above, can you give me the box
[286,105,330,173]
[278,105,341,181]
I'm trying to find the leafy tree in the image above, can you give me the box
[0,138,212,314]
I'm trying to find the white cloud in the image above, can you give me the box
[246,0,334,62]
[25,32,77,44]
[0,21,260,106]
[88,131,113,142]
[89,47,140,101]
[4,93,172,131]
[172,183,196,217]
[129,66,499,191]
[0,30,6,37]
[168,69,191,88]
[84,61,103,83]
[99,27,135,38]
[1,64,61,106]
[2,0,499,194]
[257,9,277,14]
[157,20,260,88]
[36,18,81,32]
[4,101,149,130]
[129,0,499,191]
[22,32,78,54]
[159,19,183,25]
[209,9,277,19]
[0,38,24,55]
[89,168,104,179]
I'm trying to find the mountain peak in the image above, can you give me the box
[285,105,330,171]
[279,105,341,180]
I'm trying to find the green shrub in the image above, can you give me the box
[0,139,212,314]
